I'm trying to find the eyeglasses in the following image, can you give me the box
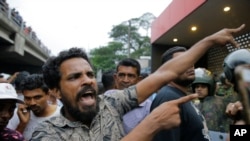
[117,73,137,80]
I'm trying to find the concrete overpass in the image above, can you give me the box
[0,7,50,74]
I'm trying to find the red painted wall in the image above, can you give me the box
[151,0,206,43]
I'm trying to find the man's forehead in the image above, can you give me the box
[117,66,138,73]
[23,89,47,96]
[60,58,92,72]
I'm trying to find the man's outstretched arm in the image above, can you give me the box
[136,24,245,103]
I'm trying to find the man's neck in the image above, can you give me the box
[168,82,189,95]
[35,104,57,117]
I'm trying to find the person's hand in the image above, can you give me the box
[226,113,246,141]
[17,103,30,125]
[225,101,243,116]
[206,24,245,47]
[149,93,198,130]
[13,72,19,77]
[121,94,198,141]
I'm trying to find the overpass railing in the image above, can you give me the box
[0,0,51,56]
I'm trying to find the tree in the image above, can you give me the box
[130,36,151,58]
[139,12,156,36]
[90,41,126,73]
[109,12,155,58]
[90,12,156,73]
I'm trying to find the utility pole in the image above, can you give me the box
[127,20,131,57]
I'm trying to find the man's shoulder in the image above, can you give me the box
[103,86,137,96]
[30,118,59,140]
[151,86,182,110]
[37,116,60,127]
[47,104,61,117]
[103,89,119,95]
[32,115,65,136]
[100,86,139,115]
[31,113,88,140]
[155,86,181,99]
[31,105,61,120]
[54,105,62,115]
[102,86,138,102]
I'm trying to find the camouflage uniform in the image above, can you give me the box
[192,68,239,133]
[196,93,238,133]
[216,84,236,97]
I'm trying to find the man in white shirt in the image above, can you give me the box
[7,74,60,140]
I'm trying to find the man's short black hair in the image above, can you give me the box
[14,71,30,91]
[101,70,115,91]
[42,47,91,89]
[116,58,141,76]
[161,46,187,64]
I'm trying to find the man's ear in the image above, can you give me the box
[51,88,61,99]
[55,89,61,99]
[113,73,117,79]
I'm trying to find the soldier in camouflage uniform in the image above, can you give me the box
[216,72,237,97]
[191,68,236,141]
[200,96,236,132]
[215,72,239,116]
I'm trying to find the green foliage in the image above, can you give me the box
[130,36,151,58]
[139,12,156,36]
[90,42,126,73]
[90,12,155,72]
[109,13,155,58]
[109,24,139,43]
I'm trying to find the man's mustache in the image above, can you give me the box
[76,85,97,100]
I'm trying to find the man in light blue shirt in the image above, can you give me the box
[105,58,152,134]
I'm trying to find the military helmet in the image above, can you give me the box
[223,49,250,84]
[191,68,215,96]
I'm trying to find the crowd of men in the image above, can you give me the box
[1,24,249,141]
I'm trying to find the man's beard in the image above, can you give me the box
[61,85,100,124]
[174,77,194,87]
